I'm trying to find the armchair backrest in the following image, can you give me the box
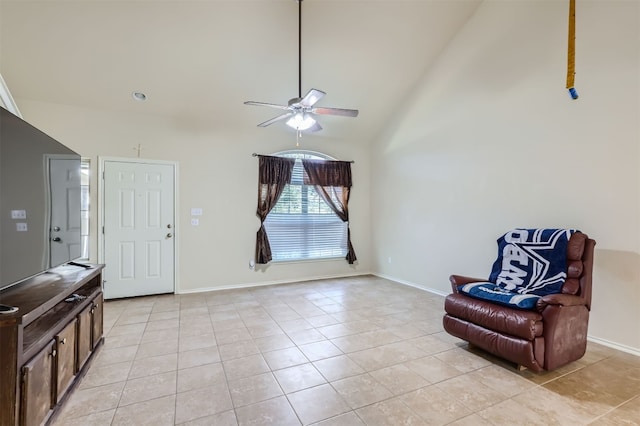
[563,232,595,310]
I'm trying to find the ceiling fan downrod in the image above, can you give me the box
[297,0,302,100]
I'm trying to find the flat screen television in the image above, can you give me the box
[0,107,82,292]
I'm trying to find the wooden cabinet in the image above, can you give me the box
[76,293,103,375]
[20,341,55,426]
[55,319,76,403]
[91,294,103,350]
[0,265,104,426]
[76,304,92,372]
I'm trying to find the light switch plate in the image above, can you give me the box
[11,210,26,219]
[191,208,203,216]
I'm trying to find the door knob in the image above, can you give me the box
[53,226,61,232]
[52,237,62,242]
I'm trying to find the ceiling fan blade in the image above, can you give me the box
[299,89,326,107]
[258,113,293,127]
[308,122,323,132]
[311,107,359,117]
[244,101,290,111]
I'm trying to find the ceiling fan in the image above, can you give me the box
[244,0,359,133]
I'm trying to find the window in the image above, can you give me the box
[263,151,348,261]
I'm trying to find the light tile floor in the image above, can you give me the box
[53,275,640,425]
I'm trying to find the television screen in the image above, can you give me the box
[0,107,82,291]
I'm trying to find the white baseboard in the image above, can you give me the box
[587,336,640,357]
[177,271,371,295]
[371,272,449,297]
[372,272,640,358]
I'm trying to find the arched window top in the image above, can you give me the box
[272,150,336,161]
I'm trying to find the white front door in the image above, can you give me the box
[102,160,175,299]
[49,157,82,267]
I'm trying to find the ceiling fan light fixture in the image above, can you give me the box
[286,113,316,131]
[305,93,321,105]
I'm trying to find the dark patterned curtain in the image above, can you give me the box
[302,159,357,264]
[255,155,295,264]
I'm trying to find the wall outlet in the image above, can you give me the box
[190,218,199,226]
[16,223,27,231]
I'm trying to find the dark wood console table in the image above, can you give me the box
[0,265,105,426]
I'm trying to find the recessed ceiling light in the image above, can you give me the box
[132,92,147,102]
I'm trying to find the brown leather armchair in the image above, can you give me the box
[443,231,595,372]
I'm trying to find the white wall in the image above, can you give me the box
[0,72,22,117]
[371,0,640,353]
[17,100,371,292]
[12,0,639,354]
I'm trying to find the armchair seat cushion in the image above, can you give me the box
[445,293,543,340]
[459,282,541,310]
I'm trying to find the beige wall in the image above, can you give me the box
[17,100,371,292]
[371,0,640,353]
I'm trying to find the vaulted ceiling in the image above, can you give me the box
[0,0,482,141]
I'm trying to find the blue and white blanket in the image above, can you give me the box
[460,228,575,310]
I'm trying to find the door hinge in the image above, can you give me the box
[102,226,105,234]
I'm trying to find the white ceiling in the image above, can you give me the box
[0,0,482,141]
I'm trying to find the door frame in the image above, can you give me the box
[97,157,180,294]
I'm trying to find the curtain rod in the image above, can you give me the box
[251,153,354,163]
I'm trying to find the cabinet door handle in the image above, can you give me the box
[50,349,57,357]
[61,338,67,345]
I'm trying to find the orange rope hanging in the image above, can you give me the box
[566,0,578,99]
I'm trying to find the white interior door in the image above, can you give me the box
[49,157,82,267]
[103,160,175,299]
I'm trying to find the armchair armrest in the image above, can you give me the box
[449,275,487,293]
[535,293,586,311]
